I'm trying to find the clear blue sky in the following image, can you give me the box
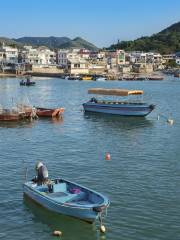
[0,0,179,47]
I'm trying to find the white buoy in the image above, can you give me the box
[157,114,160,120]
[167,119,174,125]
[53,230,62,237]
[100,225,106,233]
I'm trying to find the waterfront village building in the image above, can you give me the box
[57,49,83,68]
[67,58,89,75]
[78,49,91,59]
[57,49,69,67]
[106,50,126,68]
[0,44,18,64]
[162,54,176,63]
[20,46,56,65]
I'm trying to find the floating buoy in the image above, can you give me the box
[157,114,160,120]
[100,225,106,233]
[53,230,62,237]
[167,119,174,125]
[105,153,111,160]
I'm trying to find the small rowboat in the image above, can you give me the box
[36,107,64,118]
[23,178,110,223]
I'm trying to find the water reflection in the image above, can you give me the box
[83,112,154,130]
[0,120,35,129]
[24,195,104,240]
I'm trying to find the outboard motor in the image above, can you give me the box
[35,161,48,185]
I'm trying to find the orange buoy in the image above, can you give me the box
[105,153,111,160]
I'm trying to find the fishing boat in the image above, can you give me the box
[83,88,155,117]
[147,76,164,80]
[0,108,32,121]
[20,77,36,86]
[24,178,109,223]
[35,107,64,118]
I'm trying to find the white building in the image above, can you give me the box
[21,46,56,65]
[57,49,69,67]
[67,58,89,75]
[0,44,18,64]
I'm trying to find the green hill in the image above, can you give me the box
[0,37,22,48]
[109,21,180,54]
[59,37,98,51]
[14,36,70,48]
[13,36,98,51]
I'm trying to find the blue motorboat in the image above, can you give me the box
[83,88,155,117]
[23,178,110,223]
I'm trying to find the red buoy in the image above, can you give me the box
[105,153,111,160]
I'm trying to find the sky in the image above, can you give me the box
[0,0,179,47]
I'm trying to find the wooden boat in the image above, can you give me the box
[83,88,155,117]
[36,107,64,118]
[23,178,110,223]
[0,108,32,121]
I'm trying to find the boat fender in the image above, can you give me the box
[53,230,62,237]
[100,225,106,233]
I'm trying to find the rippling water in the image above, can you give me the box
[0,76,180,240]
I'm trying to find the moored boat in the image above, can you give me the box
[0,108,32,121]
[20,77,36,86]
[147,76,164,80]
[23,162,110,223]
[36,107,64,118]
[123,76,135,80]
[83,88,155,117]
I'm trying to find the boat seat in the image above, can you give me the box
[53,183,67,193]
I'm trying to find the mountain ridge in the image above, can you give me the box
[14,36,98,51]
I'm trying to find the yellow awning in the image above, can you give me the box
[88,88,144,96]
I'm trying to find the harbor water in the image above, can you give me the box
[0,76,180,240]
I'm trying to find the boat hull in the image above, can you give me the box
[0,110,32,121]
[36,107,64,118]
[23,180,109,223]
[83,102,155,117]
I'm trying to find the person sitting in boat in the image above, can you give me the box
[26,77,30,84]
[90,97,97,103]
[35,161,49,185]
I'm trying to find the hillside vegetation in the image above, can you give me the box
[109,21,180,54]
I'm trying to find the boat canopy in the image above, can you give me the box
[88,88,144,96]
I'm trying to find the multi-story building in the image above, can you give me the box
[20,46,56,65]
[0,44,18,64]
[57,49,69,67]
[67,58,89,75]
